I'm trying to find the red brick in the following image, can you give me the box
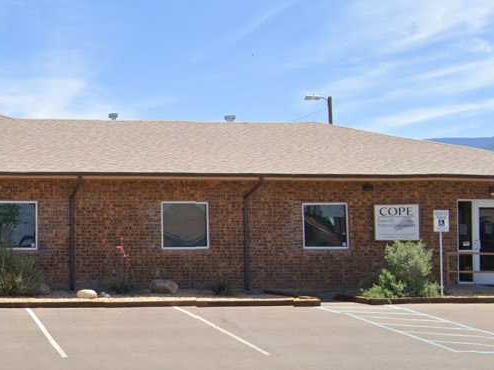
[0,178,491,291]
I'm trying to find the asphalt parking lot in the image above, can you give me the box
[2,302,494,370]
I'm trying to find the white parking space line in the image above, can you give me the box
[318,306,343,314]
[173,307,270,356]
[26,308,68,359]
[378,323,477,330]
[344,311,457,353]
[396,306,494,337]
[435,340,494,348]
[407,331,494,339]
[325,309,428,316]
[321,303,494,355]
[326,306,397,311]
[363,316,442,322]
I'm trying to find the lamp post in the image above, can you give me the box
[304,95,333,124]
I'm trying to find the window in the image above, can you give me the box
[161,202,209,249]
[303,203,349,249]
[0,202,37,249]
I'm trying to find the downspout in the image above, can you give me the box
[243,177,264,291]
[69,176,83,291]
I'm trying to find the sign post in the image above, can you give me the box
[433,210,450,296]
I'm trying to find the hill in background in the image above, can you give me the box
[430,137,494,151]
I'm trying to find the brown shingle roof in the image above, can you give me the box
[1,116,494,178]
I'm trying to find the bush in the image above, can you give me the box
[362,269,406,298]
[211,281,233,296]
[422,282,441,297]
[362,241,440,298]
[106,277,134,294]
[0,245,44,296]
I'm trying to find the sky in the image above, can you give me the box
[1,0,494,139]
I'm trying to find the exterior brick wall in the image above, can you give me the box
[0,179,72,286]
[74,179,249,289]
[0,178,492,291]
[249,180,492,290]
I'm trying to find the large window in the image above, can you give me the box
[303,203,349,249]
[161,202,209,249]
[0,202,37,249]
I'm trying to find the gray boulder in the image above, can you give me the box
[150,279,179,294]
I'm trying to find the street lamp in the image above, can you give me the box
[304,94,333,125]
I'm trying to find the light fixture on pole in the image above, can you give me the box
[304,94,333,125]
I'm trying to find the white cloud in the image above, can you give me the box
[226,0,299,45]
[0,49,177,120]
[287,0,494,71]
[415,57,494,80]
[340,56,494,110]
[291,0,494,121]
[0,77,117,119]
[0,49,118,119]
[467,38,494,53]
[351,0,494,52]
[318,64,395,99]
[367,98,494,130]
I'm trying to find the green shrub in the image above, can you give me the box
[421,282,441,297]
[384,240,433,296]
[362,269,406,298]
[362,241,440,299]
[0,245,43,296]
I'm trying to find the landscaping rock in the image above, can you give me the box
[100,291,111,298]
[150,279,179,294]
[76,289,98,299]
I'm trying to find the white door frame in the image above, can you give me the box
[472,200,494,284]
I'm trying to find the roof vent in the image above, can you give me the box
[224,115,236,122]
[108,113,118,120]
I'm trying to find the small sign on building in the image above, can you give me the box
[374,204,420,241]
[433,210,450,233]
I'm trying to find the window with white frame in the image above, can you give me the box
[303,203,348,249]
[161,202,209,249]
[0,202,37,249]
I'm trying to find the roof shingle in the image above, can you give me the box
[1,116,494,178]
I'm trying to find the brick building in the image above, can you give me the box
[1,115,494,291]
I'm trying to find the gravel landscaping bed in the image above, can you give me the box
[0,289,284,301]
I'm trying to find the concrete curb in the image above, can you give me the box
[351,295,494,305]
[0,296,321,308]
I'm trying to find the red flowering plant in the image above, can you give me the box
[102,236,134,294]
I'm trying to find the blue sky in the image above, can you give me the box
[1,0,494,139]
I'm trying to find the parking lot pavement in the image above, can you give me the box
[320,303,494,355]
[0,309,66,370]
[175,304,494,369]
[401,303,494,333]
[32,306,270,370]
[2,303,494,370]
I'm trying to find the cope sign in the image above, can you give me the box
[374,204,420,241]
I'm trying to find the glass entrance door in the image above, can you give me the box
[472,200,494,284]
[479,207,494,271]
[458,201,473,282]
